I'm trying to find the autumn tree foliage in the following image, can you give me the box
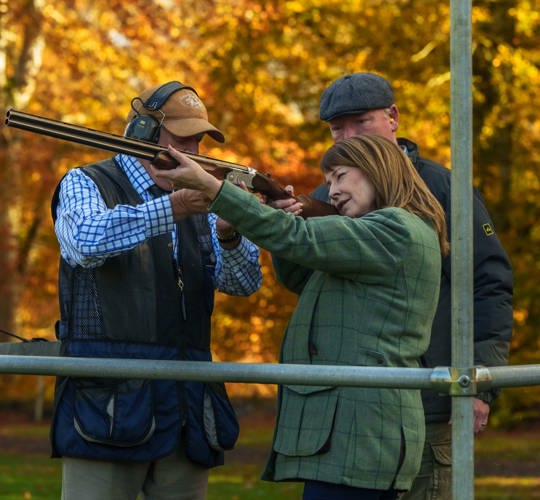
[0,0,539,421]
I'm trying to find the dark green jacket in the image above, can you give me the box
[209,182,441,490]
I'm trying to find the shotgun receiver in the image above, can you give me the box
[5,109,337,218]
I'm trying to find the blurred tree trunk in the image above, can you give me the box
[33,375,45,421]
[0,0,45,397]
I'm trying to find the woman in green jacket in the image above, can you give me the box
[157,136,449,500]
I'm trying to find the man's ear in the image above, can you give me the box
[389,104,399,130]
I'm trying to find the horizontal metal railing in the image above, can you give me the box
[0,354,438,387]
[1,354,538,392]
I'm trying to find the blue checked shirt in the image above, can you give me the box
[54,154,261,295]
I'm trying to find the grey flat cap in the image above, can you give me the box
[320,72,394,121]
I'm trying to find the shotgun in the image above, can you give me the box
[5,109,337,218]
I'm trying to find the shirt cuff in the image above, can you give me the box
[220,236,253,262]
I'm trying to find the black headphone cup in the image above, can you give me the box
[125,81,197,143]
[125,115,162,143]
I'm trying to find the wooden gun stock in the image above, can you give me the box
[5,109,338,218]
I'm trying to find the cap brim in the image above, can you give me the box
[322,108,375,122]
[164,118,225,143]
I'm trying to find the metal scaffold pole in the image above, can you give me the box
[450,1,475,499]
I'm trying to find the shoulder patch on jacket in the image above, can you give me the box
[482,223,494,236]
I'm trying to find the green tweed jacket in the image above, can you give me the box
[209,182,441,491]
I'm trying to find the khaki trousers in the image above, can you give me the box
[61,445,209,500]
[399,422,452,500]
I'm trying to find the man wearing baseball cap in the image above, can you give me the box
[49,81,262,499]
[315,73,513,499]
[125,81,226,144]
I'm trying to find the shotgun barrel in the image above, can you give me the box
[5,108,338,217]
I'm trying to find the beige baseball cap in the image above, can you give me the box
[127,84,225,143]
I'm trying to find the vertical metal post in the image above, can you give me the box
[450,1,475,499]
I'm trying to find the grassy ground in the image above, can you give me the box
[473,427,540,499]
[1,406,539,499]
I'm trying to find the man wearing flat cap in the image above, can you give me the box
[316,72,513,499]
[49,81,262,499]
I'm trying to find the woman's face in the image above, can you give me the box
[325,166,377,217]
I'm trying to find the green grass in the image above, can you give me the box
[0,417,539,499]
[207,419,303,499]
[475,435,540,461]
[473,429,540,499]
[475,478,540,500]
[208,467,302,500]
[234,425,274,446]
[0,453,62,499]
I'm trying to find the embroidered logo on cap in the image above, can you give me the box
[180,92,204,109]
[482,223,494,236]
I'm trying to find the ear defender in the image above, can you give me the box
[125,81,196,143]
[125,108,163,143]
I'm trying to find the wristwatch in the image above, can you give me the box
[217,231,241,244]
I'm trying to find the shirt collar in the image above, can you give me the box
[115,154,154,196]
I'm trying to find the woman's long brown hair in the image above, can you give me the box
[321,135,449,256]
